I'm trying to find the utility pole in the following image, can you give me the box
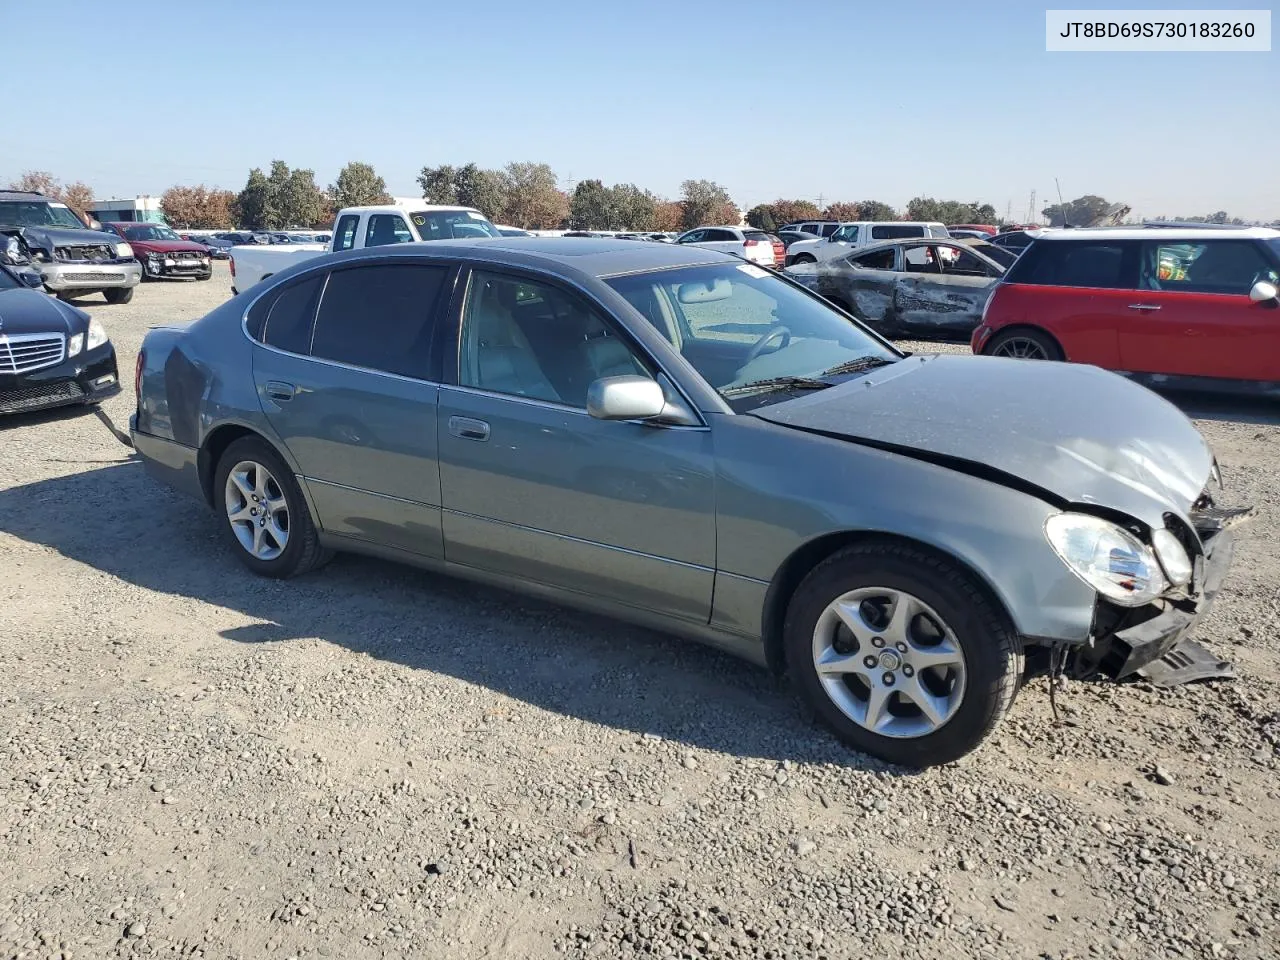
[816,193,825,212]
[1004,200,1012,223]
[1027,189,1036,224]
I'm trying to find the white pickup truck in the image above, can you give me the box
[229,203,502,294]
[784,221,951,265]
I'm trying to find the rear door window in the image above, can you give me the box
[363,214,413,248]
[1008,241,1138,289]
[1139,240,1278,295]
[851,248,896,270]
[259,274,325,354]
[310,263,449,378]
[332,214,359,251]
[820,223,840,237]
[903,244,940,273]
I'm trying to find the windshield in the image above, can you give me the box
[606,263,900,411]
[411,210,502,240]
[1269,238,1280,262]
[0,201,87,230]
[125,225,181,241]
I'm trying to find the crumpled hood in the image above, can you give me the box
[752,353,1212,525]
[0,225,117,251]
[0,287,83,335]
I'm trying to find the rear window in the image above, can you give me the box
[871,225,925,240]
[927,225,950,238]
[742,230,769,241]
[1006,240,1136,289]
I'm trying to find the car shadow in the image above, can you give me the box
[0,460,905,773]
[0,402,103,432]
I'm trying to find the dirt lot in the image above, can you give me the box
[2,263,1278,960]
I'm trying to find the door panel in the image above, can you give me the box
[437,387,716,622]
[253,350,444,558]
[1117,291,1279,380]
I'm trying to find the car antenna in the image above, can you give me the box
[1055,177,1073,229]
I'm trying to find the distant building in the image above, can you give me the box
[88,196,166,224]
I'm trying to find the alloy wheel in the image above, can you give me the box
[991,336,1049,360]
[224,460,290,561]
[811,587,967,738]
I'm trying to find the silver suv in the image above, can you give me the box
[0,191,142,304]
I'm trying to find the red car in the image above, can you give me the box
[102,222,213,281]
[948,223,998,237]
[972,227,1280,387]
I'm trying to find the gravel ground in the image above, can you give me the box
[2,264,1278,960]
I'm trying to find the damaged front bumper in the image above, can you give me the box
[1066,508,1249,680]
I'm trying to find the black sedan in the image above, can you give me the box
[0,262,121,415]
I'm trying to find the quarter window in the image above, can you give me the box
[459,271,648,407]
[1140,241,1278,295]
[364,214,413,247]
[261,275,324,354]
[333,214,359,252]
[311,264,448,378]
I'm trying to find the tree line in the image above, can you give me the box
[14,166,1277,234]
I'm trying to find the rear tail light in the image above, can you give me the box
[229,256,236,278]
[134,349,145,403]
[771,239,785,265]
[743,239,760,247]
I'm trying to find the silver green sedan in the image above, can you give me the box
[129,238,1237,767]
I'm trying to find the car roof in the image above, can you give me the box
[314,236,734,279]
[338,203,483,216]
[0,191,47,202]
[1033,226,1280,241]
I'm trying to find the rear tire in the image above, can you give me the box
[792,254,817,264]
[104,287,134,304]
[783,542,1023,767]
[983,327,1063,361]
[213,436,332,579]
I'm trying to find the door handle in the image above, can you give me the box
[265,380,296,401]
[448,416,490,441]
[1127,303,1162,311]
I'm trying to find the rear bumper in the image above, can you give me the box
[1083,528,1234,679]
[0,345,120,415]
[40,261,141,291]
[130,415,205,502]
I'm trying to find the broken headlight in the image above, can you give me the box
[1045,513,1167,607]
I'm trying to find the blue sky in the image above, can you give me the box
[4,0,1276,220]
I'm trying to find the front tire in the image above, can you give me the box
[791,253,816,264]
[983,328,1063,361]
[104,287,134,304]
[213,436,331,578]
[784,542,1022,767]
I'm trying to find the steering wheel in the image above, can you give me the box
[744,325,792,365]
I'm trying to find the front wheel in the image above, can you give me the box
[983,328,1062,361]
[213,436,332,578]
[104,286,134,304]
[791,253,816,265]
[784,542,1022,767]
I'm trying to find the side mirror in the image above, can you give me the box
[587,376,667,421]
[20,269,44,288]
[1249,280,1279,303]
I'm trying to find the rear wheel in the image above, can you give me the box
[213,436,331,578]
[104,287,134,304]
[791,253,816,265]
[784,542,1022,767]
[983,328,1062,361]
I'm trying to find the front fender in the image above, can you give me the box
[713,415,1096,643]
